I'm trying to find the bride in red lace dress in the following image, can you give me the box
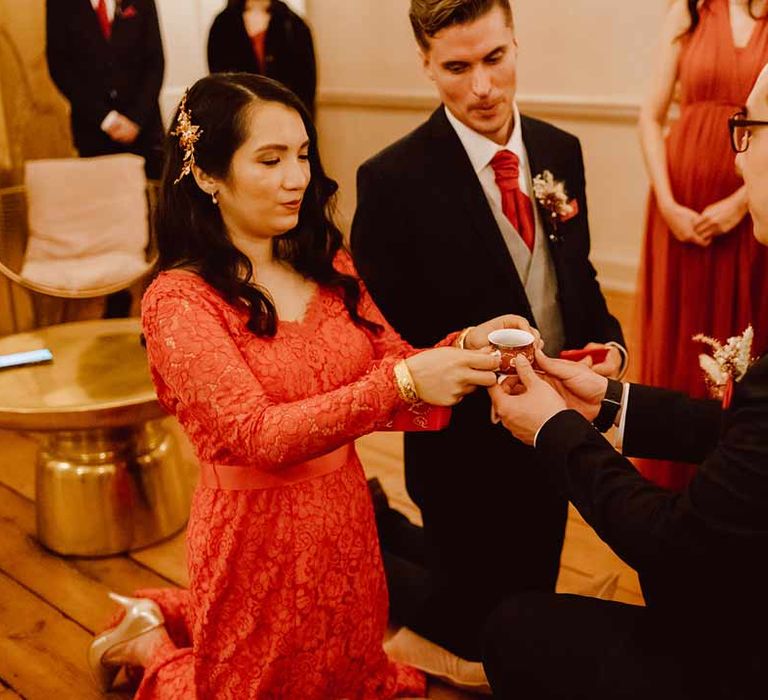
[87,74,533,699]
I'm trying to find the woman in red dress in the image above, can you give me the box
[637,0,768,489]
[86,73,528,698]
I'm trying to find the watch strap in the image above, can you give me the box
[593,378,623,432]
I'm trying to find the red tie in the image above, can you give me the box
[96,0,112,40]
[490,150,535,251]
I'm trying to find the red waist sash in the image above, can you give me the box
[199,444,351,491]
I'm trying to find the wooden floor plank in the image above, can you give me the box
[0,429,37,500]
[0,484,175,633]
[0,572,129,700]
[0,679,24,699]
[129,531,188,588]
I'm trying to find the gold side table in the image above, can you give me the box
[0,319,192,556]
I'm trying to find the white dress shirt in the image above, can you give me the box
[444,103,533,206]
[91,0,116,22]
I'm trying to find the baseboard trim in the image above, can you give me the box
[316,88,641,124]
[594,254,638,294]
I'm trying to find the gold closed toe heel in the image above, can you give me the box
[87,592,164,691]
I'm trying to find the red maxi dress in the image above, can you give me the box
[132,252,432,698]
[638,0,768,490]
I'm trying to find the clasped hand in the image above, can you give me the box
[488,349,609,445]
[404,314,540,406]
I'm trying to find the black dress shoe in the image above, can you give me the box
[367,477,390,518]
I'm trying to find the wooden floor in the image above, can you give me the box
[0,290,642,700]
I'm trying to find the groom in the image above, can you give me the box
[351,0,625,660]
[485,63,768,699]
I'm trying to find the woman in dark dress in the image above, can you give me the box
[207,0,316,116]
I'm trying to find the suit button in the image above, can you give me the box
[109,89,118,100]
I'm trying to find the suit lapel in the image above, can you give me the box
[424,108,526,292]
[521,116,558,245]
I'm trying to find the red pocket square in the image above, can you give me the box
[120,5,138,18]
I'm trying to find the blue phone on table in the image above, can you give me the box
[0,349,54,370]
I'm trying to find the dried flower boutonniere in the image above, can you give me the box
[693,325,754,409]
[532,170,579,237]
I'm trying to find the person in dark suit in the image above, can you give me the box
[46,0,165,180]
[207,0,316,117]
[351,0,626,661]
[484,63,768,699]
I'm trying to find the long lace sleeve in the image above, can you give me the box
[142,282,406,471]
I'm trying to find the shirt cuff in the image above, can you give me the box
[605,341,629,380]
[613,382,630,451]
[100,110,120,132]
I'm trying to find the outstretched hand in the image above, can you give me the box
[532,349,608,421]
[406,346,500,406]
[488,355,566,445]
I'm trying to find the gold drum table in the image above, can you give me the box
[0,319,192,556]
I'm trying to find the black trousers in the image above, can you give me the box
[482,592,761,700]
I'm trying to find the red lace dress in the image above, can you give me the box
[133,253,439,699]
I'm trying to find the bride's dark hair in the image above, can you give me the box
[156,72,381,336]
[685,0,767,35]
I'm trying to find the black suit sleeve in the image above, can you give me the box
[622,383,722,463]
[46,0,112,124]
[570,139,624,347]
[351,162,429,345]
[121,0,164,128]
[535,368,768,575]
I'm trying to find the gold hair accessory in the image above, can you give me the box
[171,91,203,185]
[394,360,420,404]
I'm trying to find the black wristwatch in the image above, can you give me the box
[593,378,624,433]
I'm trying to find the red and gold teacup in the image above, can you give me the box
[488,329,535,374]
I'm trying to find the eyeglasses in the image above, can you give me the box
[728,109,768,153]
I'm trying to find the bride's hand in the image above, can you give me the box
[463,314,542,351]
[405,347,500,406]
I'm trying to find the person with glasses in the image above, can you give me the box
[483,62,768,700]
[636,0,768,492]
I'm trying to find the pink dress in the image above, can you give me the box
[132,252,432,698]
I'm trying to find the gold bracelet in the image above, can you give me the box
[393,360,420,404]
[456,326,475,350]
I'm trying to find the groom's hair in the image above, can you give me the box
[409,0,513,51]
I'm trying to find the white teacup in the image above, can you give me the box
[488,329,535,374]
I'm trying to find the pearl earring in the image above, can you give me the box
[211,192,218,205]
